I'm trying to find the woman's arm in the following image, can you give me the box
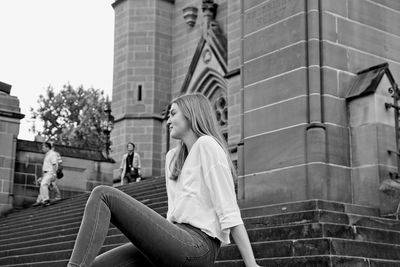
[231,224,261,267]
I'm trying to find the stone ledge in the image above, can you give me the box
[16,139,112,162]
[0,109,24,120]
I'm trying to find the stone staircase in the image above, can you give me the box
[1,177,400,266]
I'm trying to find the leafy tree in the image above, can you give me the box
[30,84,111,150]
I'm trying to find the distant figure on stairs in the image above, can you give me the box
[32,142,60,207]
[67,94,261,267]
[119,142,142,185]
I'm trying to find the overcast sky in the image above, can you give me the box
[0,0,115,140]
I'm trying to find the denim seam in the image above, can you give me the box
[81,198,103,266]
[182,249,211,267]
[114,193,198,248]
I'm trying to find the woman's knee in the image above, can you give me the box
[90,185,118,200]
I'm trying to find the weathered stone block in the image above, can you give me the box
[245,96,307,137]
[0,133,13,156]
[332,238,400,260]
[243,0,266,11]
[349,0,400,36]
[306,163,351,202]
[239,164,307,208]
[2,180,10,193]
[327,165,352,202]
[244,125,306,174]
[322,68,338,98]
[244,13,305,61]
[321,41,348,71]
[244,0,305,35]
[371,0,400,11]
[348,90,394,128]
[376,124,397,167]
[350,124,379,166]
[351,166,380,207]
[326,124,350,166]
[338,18,400,63]
[321,0,347,16]
[293,239,331,256]
[323,96,347,127]
[321,12,338,42]
[244,42,306,86]
[244,68,307,111]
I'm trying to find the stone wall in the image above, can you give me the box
[13,140,114,209]
[226,0,241,148]
[0,83,23,215]
[240,0,400,207]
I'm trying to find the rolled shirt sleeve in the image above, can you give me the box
[198,137,243,231]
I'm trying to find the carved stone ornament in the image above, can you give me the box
[202,0,218,28]
[202,49,212,64]
[182,6,198,27]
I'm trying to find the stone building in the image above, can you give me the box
[110,0,400,214]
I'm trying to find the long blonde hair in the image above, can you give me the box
[169,93,236,181]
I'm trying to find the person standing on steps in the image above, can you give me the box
[120,142,142,185]
[49,145,62,201]
[32,142,59,207]
[67,93,261,267]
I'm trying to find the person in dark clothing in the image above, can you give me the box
[119,142,142,185]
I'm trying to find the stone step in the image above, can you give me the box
[244,210,400,232]
[241,199,380,218]
[3,221,400,260]
[2,207,398,255]
[1,260,68,267]
[245,222,400,245]
[217,238,400,261]
[0,225,122,251]
[0,203,167,241]
[0,194,167,233]
[0,250,72,266]
[3,219,400,259]
[0,188,167,228]
[2,237,400,266]
[0,233,129,259]
[5,256,398,267]
[215,256,400,267]
[0,177,165,222]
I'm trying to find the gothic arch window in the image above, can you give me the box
[189,68,228,140]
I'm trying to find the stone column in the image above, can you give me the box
[0,82,24,215]
[111,0,173,181]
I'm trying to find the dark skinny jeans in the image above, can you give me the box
[67,185,220,267]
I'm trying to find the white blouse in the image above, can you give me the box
[165,135,243,244]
